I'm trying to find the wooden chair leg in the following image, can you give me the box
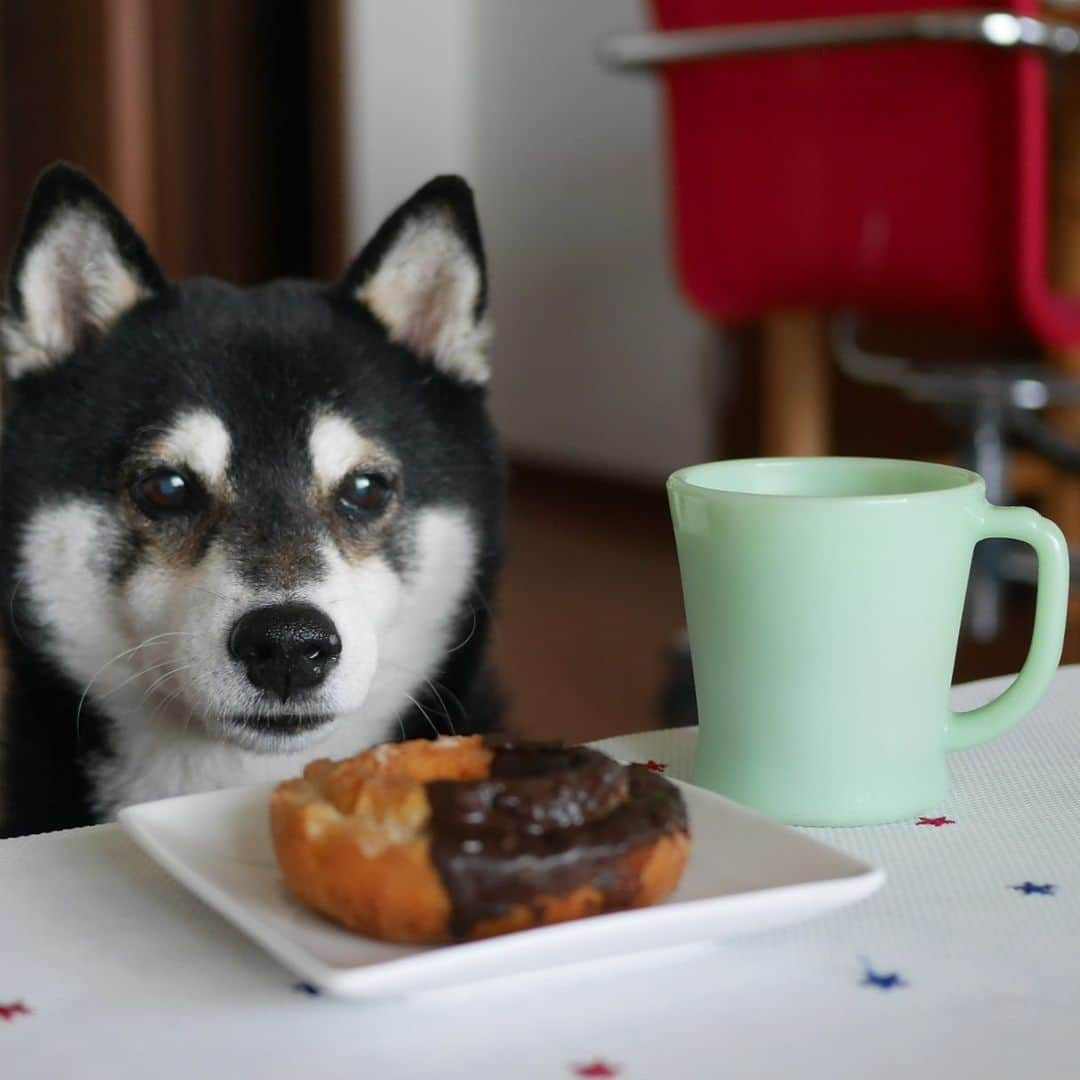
[760,310,830,457]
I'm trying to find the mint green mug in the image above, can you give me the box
[667,457,1069,826]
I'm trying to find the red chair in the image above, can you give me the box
[602,1,1080,340]
[600,1,1080,641]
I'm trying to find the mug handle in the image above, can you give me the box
[946,506,1070,752]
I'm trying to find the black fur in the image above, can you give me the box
[0,165,505,837]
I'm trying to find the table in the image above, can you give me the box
[5,668,1080,1078]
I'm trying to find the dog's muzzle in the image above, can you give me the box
[228,603,342,703]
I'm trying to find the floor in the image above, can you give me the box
[496,464,1080,745]
[491,466,686,745]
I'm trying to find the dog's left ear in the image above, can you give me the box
[343,176,491,386]
[2,163,165,379]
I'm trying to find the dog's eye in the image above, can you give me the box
[336,472,393,521]
[132,468,197,516]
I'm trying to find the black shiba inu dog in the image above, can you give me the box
[0,164,504,837]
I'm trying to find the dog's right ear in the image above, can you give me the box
[2,163,165,380]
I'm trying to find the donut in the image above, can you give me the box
[270,735,691,944]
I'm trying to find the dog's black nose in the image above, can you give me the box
[228,604,342,703]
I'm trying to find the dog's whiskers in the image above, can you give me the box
[188,584,237,604]
[143,663,193,701]
[74,631,196,744]
[97,655,193,702]
[419,676,458,736]
[150,684,188,726]
[468,590,502,649]
[7,575,29,646]
[445,606,479,656]
[382,657,467,735]
[402,690,441,738]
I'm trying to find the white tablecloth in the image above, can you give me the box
[5,668,1080,1078]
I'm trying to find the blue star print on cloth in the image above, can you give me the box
[1011,882,1056,895]
[860,962,906,990]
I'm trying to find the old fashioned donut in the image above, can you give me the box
[270,735,691,944]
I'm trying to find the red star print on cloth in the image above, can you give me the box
[0,1001,30,1021]
[633,760,667,773]
[916,816,955,827]
[572,1062,620,1077]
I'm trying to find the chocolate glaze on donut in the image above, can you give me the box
[427,741,628,832]
[427,739,688,939]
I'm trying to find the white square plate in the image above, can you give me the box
[118,728,884,999]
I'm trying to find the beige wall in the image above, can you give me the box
[343,0,714,482]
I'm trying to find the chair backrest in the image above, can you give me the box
[651,0,1080,347]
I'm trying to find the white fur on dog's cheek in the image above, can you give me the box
[19,501,129,693]
[358,506,479,729]
[303,545,399,715]
[312,558,392,673]
[154,409,232,489]
[120,545,234,683]
[117,543,283,739]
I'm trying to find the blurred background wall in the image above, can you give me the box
[346,0,714,483]
[0,0,1076,739]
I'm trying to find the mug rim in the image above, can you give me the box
[667,456,985,503]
